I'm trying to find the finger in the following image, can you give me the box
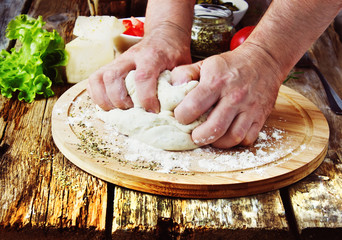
[102,68,134,109]
[133,67,161,113]
[87,72,115,111]
[174,80,221,125]
[105,57,137,106]
[171,62,201,85]
[240,122,263,146]
[191,99,238,146]
[87,56,136,110]
[134,50,169,113]
[211,111,254,149]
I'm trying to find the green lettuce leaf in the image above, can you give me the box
[0,14,68,102]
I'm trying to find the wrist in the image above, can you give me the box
[143,0,195,59]
[146,20,191,46]
[230,42,285,87]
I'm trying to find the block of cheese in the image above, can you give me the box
[65,16,125,83]
[73,15,125,40]
[65,37,115,84]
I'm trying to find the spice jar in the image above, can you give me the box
[191,4,235,59]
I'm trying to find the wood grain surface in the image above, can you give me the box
[284,25,342,240]
[51,80,329,198]
[1,0,342,239]
[0,0,108,238]
[110,187,292,239]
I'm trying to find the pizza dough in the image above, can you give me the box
[96,70,207,151]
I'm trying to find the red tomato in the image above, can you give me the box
[123,27,136,36]
[230,26,255,50]
[122,19,133,29]
[122,17,144,37]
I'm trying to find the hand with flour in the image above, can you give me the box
[87,0,195,113]
[171,46,283,149]
[173,0,342,148]
[88,0,342,149]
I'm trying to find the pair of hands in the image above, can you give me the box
[87,31,282,149]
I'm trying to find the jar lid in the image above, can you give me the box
[194,4,233,21]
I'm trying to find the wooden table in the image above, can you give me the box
[1,0,341,239]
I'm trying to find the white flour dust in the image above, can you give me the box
[62,94,297,174]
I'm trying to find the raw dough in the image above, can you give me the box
[96,70,207,151]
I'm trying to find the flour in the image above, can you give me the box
[65,93,297,174]
[272,129,283,140]
[258,131,268,141]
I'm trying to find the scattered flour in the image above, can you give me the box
[64,94,299,174]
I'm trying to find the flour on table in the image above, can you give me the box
[65,93,295,174]
[96,70,207,151]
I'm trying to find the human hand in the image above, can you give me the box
[87,25,192,112]
[172,44,284,148]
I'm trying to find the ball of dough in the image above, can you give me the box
[96,70,207,151]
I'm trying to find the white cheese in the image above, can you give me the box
[73,15,125,40]
[65,15,125,83]
[65,37,115,84]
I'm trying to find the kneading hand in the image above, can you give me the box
[87,25,192,113]
[172,44,284,149]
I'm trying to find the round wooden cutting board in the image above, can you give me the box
[51,79,329,199]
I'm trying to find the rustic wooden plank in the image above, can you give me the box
[0,93,108,234]
[0,96,10,139]
[285,25,342,239]
[0,0,28,50]
[0,0,110,238]
[111,187,294,239]
[0,98,53,227]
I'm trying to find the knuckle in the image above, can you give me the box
[229,88,248,105]
[102,70,116,84]
[135,69,152,83]
[88,71,102,84]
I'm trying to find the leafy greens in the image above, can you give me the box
[0,14,68,102]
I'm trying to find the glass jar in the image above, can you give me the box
[191,4,235,59]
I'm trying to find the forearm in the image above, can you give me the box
[245,0,342,82]
[144,0,196,45]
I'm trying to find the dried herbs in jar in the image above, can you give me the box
[191,4,235,59]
